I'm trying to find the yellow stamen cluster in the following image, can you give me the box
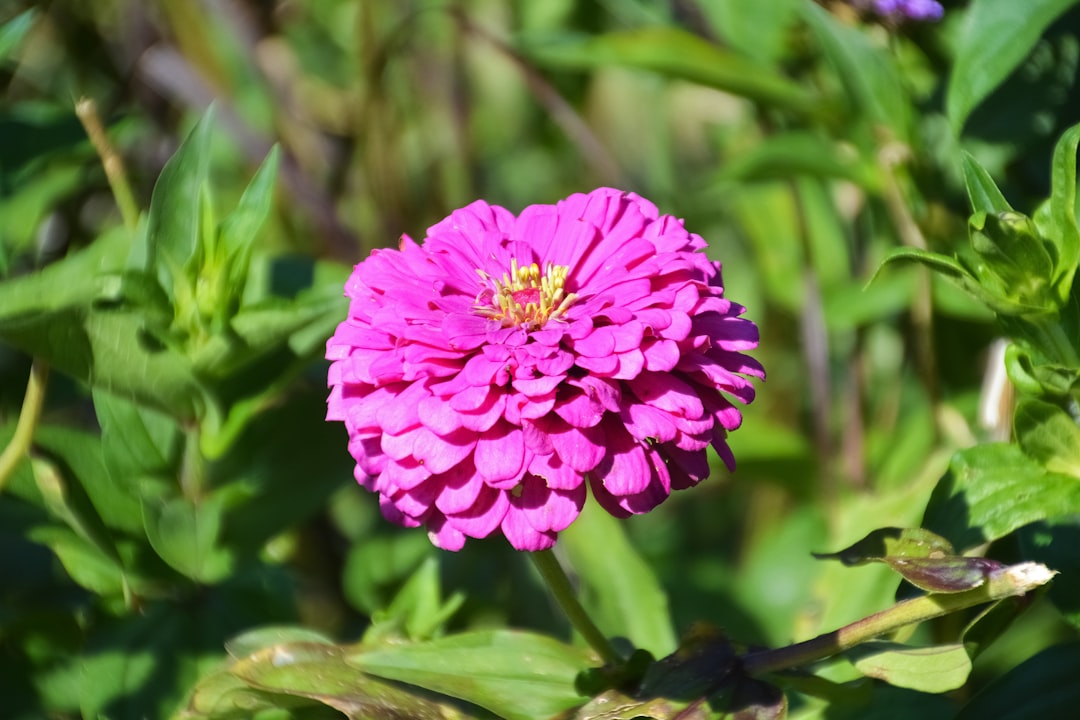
[476,258,578,329]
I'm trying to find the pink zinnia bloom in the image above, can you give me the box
[326,188,763,551]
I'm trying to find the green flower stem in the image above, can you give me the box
[741,561,1056,677]
[530,549,623,666]
[0,360,50,494]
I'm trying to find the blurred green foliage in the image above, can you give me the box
[4,0,1080,718]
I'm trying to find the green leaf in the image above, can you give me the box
[845,642,972,693]
[922,443,1080,551]
[0,8,36,63]
[801,1,909,137]
[219,145,280,284]
[231,641,463,720]
[350,630,592,720]
[961,152,1014,215]
[344,531,433,617]
[698,0,798,64]
[1045,122,1080,304]
[146,108,215,299]
[948,0,1078,133]
[93,389,182,524]
[1017,518,1080,629]
[812,527,956,566]
[954,642,1080,720]
[142,492,234,584]
[720,132,880,188]
[961,596,1033,659]
[560,498,677,657]
[225,626,335,660]
[27,526,126,596]
[374,556,465,643]
[519,27,817,114]
[1014,399,1080,477]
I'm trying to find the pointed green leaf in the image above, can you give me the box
[813,527,956,566]
[349,630,592,720]
[948,0,1078,132]
[519,27,817,114]
[142,493,234,584]
[961,152,1013,215]
[873,247,969,284]
[560,498,677,657]
[1046,122,1080,302]
[846,642,972,693]
[0,8,37,63]
[146,109,214,298]
[1017,518,1080,630]
[923,443,1080,551]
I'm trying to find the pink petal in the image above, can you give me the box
[474,421,526,484]
[427,514,467,551]
[515,475,586,533]
[434,461,485,514]
[412,426,476,474]
[501,505,557,551]
[627,372,704,419]
[528,452,585,491]
[447,485,509,538]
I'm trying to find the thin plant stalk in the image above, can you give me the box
[530,549,623,666]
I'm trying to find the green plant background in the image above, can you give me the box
[3,1,1080,718]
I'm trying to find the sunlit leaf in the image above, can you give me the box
[961,152,1014,215]
[845,642,972,693]
[350,630,592,720]
[923,443,1080,550]
[813,527,955,566]
[1014,399,1080,477]
[231,642,460,719]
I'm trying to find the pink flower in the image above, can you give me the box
[326,188,764,551]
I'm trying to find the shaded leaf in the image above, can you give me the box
[143,492,234,584]
[961,596,1034,659]
[350,630,592,720]
[730,678,786,720]
[1017,518,1080,629]
[720,132,879,188]
[954,642,1080,720]
[948,0,1078,132]
[846,642,972,693]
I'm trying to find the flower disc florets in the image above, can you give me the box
[326,188,764,551]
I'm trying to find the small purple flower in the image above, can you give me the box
[873,0,944,21]
[326,188,763,551]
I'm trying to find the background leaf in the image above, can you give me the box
[947,0,1078,132]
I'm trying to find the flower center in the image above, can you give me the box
[476,259,577,329]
